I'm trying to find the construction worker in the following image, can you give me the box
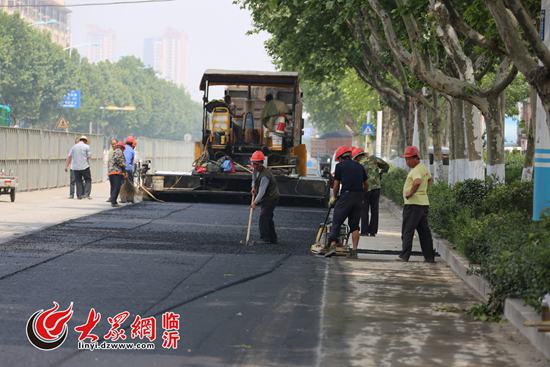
[352,147,389,237]
[108,141,126,207]
[398,146,435,262]
[325,146,368,258]
[124,136,136,183]
[250,150,280,244]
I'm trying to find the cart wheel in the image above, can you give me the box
[10,188,15,202]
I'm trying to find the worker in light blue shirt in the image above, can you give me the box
[124,136,136,182]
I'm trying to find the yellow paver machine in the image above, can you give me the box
[142,70,329,206]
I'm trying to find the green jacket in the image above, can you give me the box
[358,155,389,191]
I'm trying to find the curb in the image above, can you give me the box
[381,196,550,361]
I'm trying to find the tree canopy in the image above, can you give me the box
[0,12,201,140]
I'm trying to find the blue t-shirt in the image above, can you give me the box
[124,145,135,172]
[334,159,367,192]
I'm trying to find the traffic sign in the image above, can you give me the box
[56,116,69,129]
[362,123,375,136]
[61,90,81,108]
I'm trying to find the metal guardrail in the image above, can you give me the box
[0,127,103,191]
[0,128,196,191]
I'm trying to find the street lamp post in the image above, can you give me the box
[63,43,99,58]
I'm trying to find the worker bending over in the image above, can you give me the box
[325,146,368,258]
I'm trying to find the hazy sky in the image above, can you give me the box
[68,0,275,101]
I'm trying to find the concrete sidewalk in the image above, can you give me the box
[320,198,548,367]
[0,182,114,244]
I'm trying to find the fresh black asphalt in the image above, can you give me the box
[0,202,328,367]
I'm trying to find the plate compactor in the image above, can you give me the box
[310,206,350,256]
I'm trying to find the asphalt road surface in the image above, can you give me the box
[0,202,328,367]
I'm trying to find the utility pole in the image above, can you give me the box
[534,0,550,220]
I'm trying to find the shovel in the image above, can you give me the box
[240,194,255,246]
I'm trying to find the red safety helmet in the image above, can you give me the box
[334,146,352,161]
[401,146,420,158]
[116,141,126,151]
[125,135,135,145]
[351,147,365,159]
[250,150,265,162]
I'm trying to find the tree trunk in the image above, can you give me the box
[417,101,430,167]
[484,93,506,182]
[395,108,407,169]
[463,102,484,180]
[449,97,467,184]
[383,107,393,159]
[522,86,536,181]
[430,91,445,182]
[406,97,415,146]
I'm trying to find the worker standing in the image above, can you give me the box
[352,147,389,237]
[108,141,126,207]
[397,146,435,262]
[124,136,136,183]
[325,146,368,258]
[65,135,92,200]
[250,150,280,244]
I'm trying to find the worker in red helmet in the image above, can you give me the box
[325,146,368,258]
[397,146,435,263]
[124,136,136,184]
[108,141,126,207]
[250,150,280,245]
[352,147,389,237]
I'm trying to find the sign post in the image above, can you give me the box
[534,1,550,220]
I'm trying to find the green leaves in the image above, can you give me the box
[0,12,201,138]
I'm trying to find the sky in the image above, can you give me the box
[68,0,275,101]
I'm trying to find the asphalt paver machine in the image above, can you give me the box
[142,70,329,206]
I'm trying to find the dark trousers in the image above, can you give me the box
[126,170,134,183]
[74,167,92,198]
[109,174,124,204]
[329,191,363,243]
[361,189,380,235]
[259,199,278,243]
[69,170,77,196]
[400,205,434,261]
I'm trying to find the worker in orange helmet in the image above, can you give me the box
[397,146,435,263]
[325,146,368,259]
[250,150,280,245]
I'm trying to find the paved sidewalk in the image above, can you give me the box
[320,198,548,367]
[0,182,114,244]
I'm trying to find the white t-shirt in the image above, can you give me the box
[68,141,91,170]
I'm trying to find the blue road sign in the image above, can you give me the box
[61,90,81,108]
[362,123,375,136]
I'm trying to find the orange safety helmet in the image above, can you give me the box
[116,141,126,151]
[401,145,420,158]
[351,147,365,159]
[126,135,135,144]
[334,146,352,161]
[250,150,265,162]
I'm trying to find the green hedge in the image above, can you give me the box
[381,166,550,315]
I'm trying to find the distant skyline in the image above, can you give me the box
[68,0,275,101]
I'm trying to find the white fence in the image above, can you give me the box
[0,128,196,191]
[0,127,103,191]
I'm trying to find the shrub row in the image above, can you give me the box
[381,167,550,315]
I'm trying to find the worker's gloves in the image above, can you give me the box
[329,196,337,207]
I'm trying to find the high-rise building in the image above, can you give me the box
[85,25,116,63]
[0,0,70,47]
[143,29,188,88]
